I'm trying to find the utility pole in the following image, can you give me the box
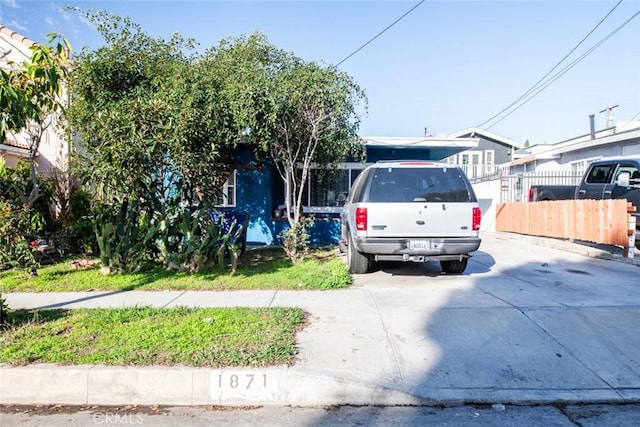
[599,104,619,128]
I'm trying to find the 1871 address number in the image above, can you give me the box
[211,370,278,402]
[216,372,267,389]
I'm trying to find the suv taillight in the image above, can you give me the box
[472,207,481,231]
[355,207,368,231]
[528,187,537,201]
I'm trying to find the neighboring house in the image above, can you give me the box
[443,128,523,179]
[0,25,69,178]
[509,121,640,176]
[222,136,480,246]
[471,119,640,232]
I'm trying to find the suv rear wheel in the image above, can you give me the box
[440,258,468,274]
[347,232,369,274]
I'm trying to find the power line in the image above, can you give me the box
[476,0,623,129]
[336,0,425,67]
[475,0,628,130]
[483,9,640,132]
[616,111,640,132]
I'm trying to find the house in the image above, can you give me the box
[443,128,523,179]
[222,135,480,246]
[509,120,640,175]
[0,25,69,178]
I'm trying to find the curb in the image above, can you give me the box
[2,364,638,407]
[0,364,423,407]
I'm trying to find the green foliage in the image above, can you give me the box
[0,202,42,272]
[91,196,246,274]
[0,159,47,273]
[0,159,53,221]
[297,256,353,290]
[156,206,226,273]
[1,33,71,216]
[62,188,95,254]
[0,33,70,139]
[93,199,155,274]
[266,56,367,264]
[213,214,249,274]
[64,9,227,206]
[63,13,275,279]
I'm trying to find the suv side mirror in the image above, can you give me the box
[616,171,630,188]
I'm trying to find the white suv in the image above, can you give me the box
[339,161,482,274]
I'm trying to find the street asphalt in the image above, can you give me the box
[1,232,639,407]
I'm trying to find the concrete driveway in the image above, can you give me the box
[291,232,640,404]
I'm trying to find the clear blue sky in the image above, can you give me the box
[2,0,639,145]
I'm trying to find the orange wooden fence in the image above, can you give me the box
[496,200,636,247]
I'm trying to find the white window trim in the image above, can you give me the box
[215,170,237,208]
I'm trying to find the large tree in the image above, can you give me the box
[171,32,287,197]
[268,59,367,260]
[65,12,278,206]
[65,11,194,205]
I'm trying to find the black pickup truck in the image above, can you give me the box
[528,157,640,248]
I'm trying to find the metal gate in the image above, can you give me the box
[499,171,583,203]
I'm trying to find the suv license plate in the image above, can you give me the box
[409,240,430,250]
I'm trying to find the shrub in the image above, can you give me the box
[94,199,156,274]
[0,201,43,273]
[279,216,314,264]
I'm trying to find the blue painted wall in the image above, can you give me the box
[233,164,341,247]
[272,214,340,247]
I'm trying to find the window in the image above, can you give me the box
[614,164,640,181]
[586,165,613,184]
[214,170,236,207]
[485,150,494,166]
[310,168,349,207]
[368,167,473,203]
[460,151,482,178]
[571,157,600,176]
[298,164,367,213]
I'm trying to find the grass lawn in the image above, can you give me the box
[0,306,306,367]
[0,247,351,292]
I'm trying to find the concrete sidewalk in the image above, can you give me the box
[2,232,640,407]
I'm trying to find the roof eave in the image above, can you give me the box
[448,127,524,149]
[362,136,478,149]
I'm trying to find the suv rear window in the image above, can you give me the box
[368,167,475,203]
